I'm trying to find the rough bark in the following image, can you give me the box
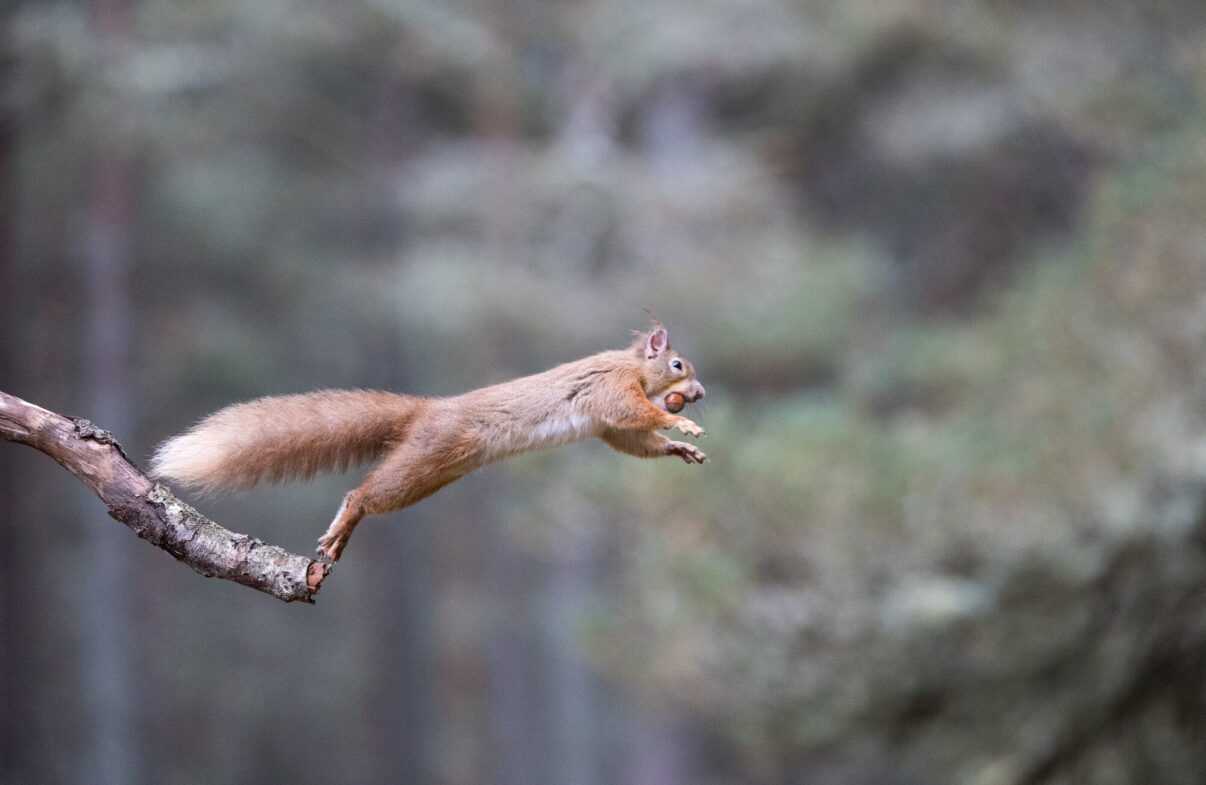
[0,390,329,603]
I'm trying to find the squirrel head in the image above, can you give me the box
[633,317,706,410]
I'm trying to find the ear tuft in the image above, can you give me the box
[644,310,666,334]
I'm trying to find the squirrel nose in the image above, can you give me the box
[693,384,706,401]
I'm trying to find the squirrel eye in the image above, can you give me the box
[671,359,683,371]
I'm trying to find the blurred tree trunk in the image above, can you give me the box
[484,513,541,785]
[545,523,603,785]
[365,516,437,782]
[80,146,139,785]
[80,1,138,781]
[471,9,546,784]
[0,44,36,784]
[360,65,439,784]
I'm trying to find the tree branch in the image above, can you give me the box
[0,390,329,603]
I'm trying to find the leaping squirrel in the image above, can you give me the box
[151,318,707,563]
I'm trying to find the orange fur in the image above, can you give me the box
[151,320,707,562]
[151,390,425,494]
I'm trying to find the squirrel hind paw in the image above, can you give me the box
[315,533,347,563]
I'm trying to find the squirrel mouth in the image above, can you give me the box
[657,387,704,412]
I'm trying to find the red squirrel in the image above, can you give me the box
[151,318,707,562]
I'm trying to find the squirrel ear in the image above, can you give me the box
[644,325,668,360]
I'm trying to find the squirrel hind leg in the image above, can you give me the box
[316,490,366,563]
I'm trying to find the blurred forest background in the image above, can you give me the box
[4,0,1206,783]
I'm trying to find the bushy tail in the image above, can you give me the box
[150,389,423,494]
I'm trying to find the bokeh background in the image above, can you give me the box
[4,1,1206,783]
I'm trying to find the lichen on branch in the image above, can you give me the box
[0,390,328,603]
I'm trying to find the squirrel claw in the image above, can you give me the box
[674,417,705,439]
[668,440,708,464]
[315,535,346,563]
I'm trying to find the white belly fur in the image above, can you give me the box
[527,412,597,450]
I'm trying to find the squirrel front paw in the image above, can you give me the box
[667,440,709,464]
[673,416,705,438]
